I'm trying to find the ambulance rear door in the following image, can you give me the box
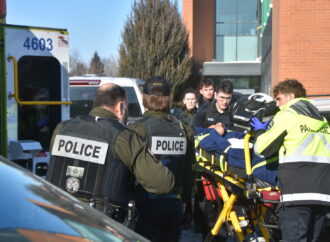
[2,24,70,160]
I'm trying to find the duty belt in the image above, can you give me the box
[75,196,127,223]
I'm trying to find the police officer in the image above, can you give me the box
[46,83,174,224]
[129,76,194,242]
[177,88,198,126]
[197,78,215,108]
[251,79,330,241]
[193,79,234,130]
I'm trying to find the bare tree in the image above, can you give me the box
[69,49,87,76]
[118,0,192,100]
[102,55,118,77]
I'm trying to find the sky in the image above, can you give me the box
[6,0,182,64]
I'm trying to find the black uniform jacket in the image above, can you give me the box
[193,101,232,129]
[50,107,175,195]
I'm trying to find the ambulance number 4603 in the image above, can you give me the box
[23,37,53,51]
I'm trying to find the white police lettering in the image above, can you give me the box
[52,135,108,164]
[151,136,187,155]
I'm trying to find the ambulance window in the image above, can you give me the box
[17,56,62,151]
[70,87,97,118]
[124,87,142,117]
[69,86,142,118]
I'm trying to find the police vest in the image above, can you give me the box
[138,115,187,199]
[46,115,134,207]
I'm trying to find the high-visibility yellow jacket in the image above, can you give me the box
[254,98,330,206]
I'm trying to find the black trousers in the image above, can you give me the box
[279,205,328,242]
[135,199,183,242]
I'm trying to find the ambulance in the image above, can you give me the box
[0,22,70,176]
[69,76,145,124]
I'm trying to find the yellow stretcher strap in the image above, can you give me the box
[219,145,231,172]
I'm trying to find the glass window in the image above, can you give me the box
[69,86,142,118]
[216,36,237,62]
[237,23,258,35]
[216,0,260,62]
[237,0,258,22]
[208,76,261,93]
[217,23,236,35]
[69,87,98,118]
[237,36,259,61]
[17,56,62,151]
[217,0,237,22]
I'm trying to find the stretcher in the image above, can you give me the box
[195,132,282,242]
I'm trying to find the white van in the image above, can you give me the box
[69,76,145,124]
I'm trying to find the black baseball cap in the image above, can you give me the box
[143,76,170,96]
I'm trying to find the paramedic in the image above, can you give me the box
[251,79,330,242]
[177,87,198,126]
[46,83,174,223]
[198,78,215,108]
[193,79,234,130]
[129,76,194,242]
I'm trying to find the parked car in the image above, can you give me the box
[0,156,148,241]
[69,76,145,124]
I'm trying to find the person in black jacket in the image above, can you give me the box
[177,88,198,126]
[197,79,215,109]
[193,79,234,130]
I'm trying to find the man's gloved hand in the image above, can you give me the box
[250,117,270,131]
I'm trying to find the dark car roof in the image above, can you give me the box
[0,156,148,241]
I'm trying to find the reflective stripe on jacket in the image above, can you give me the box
[254,98,330,206]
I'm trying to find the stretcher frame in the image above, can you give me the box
[196,133,281,242]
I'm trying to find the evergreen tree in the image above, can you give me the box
[118,0,192,100]
[89,51,104,76]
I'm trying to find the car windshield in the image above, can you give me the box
[70,86,142,118]
[0,157,147,241]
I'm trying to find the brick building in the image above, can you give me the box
[182,0,330,96]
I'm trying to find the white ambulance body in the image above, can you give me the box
[69,76,145,124]
[0,24,70,176]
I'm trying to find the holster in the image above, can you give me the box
[91,198,138,228]
[123,200,139,230]
[91,198,127,223]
